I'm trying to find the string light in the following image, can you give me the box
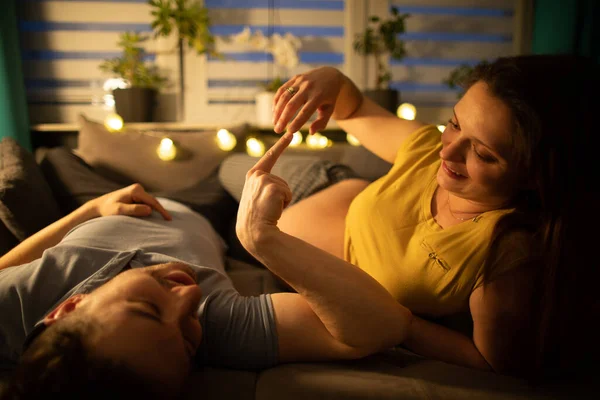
[437,124,446,132]
[396,103,416,120]
[306,132,331,149]
[216,128,237,151]
[104,113,124,132]
[346,133,360,146]
[246,137,266,157]
[157,138,177,161]
[289,131,303,147]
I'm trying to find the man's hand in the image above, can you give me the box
[236,132,294,254]
[85,183,172,221]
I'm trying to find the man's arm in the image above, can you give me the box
[0,184,171,272]
[262,231,413,361]
[0,205,95,272]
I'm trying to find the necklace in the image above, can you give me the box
[447,192,482,222]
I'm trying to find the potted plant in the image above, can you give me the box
[230,27,302,127]
[353,6,410,113]
[99,31,168,122]
[149,0,221,121]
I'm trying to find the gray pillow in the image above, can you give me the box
[76,114,250,192]
[0,137,62,245]
[218,153,360,205]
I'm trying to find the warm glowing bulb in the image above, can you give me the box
[246,137,265,157]
[289,131,303,147]
[306,132,331,149]
[157,138,177,161]
[346,133,360,146]
[216,128,237,151]
[396,103,417,120]
[104,113,123,132]
[437,124,446,132]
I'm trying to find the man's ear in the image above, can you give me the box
[43,294,89,326]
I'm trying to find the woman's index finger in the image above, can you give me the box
[250,132,293,174]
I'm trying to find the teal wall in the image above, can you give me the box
[532,0,599,61]
[0,0,31,150]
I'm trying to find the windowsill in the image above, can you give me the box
[31,121,341,132]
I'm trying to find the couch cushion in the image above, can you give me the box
[287,144,393,182]
[0,137,62,247]
[75,114,249,192]
[255,348,591,400]
[184,367,257,400]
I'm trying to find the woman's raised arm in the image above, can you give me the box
[272,66,427,163]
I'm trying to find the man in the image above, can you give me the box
[0,132,412,398]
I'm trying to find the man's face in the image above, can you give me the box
[69,262,203,391]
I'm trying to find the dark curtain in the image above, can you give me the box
[0,0,31,150]
[532,0,600,62]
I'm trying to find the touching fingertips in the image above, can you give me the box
[275,121,284,132]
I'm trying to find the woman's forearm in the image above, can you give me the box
[404,315,492,371]
[0,204,97,271]
[331,71,364,121]
[252,227,413,353]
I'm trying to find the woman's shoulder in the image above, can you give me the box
[400,124,442,151]
[391,124,442,167]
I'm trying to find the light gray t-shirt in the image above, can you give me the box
[0,198,278,370]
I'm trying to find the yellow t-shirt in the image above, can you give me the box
[344,124,513,317]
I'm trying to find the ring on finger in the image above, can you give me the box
[286,87,297,96]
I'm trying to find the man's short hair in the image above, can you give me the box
[0,315,165,400]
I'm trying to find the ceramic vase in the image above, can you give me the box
[255,91,275,127]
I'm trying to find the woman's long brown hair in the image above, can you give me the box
[461,55,599,383]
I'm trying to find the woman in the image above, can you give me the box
[255,55,599,381]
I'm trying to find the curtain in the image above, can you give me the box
[0,0,31,151]
[532,0,600,62]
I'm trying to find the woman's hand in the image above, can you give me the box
[84,183,172,221]
[273,66,344,135]
[236,133,294,255]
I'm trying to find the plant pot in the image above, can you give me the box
[255,91,276,127]
[363,89,399,114]
[113,87,157,122]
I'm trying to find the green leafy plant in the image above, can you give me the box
[148,0,222,118]
[353,7,410,90]
[149,0,219,56]
[99,32,168,89]
[261,76,284,93]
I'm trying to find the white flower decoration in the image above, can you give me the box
[231,26,252,44]
[230,27,302,91]
[232,27,301,70]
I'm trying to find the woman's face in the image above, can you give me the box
[437,80,522,208]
